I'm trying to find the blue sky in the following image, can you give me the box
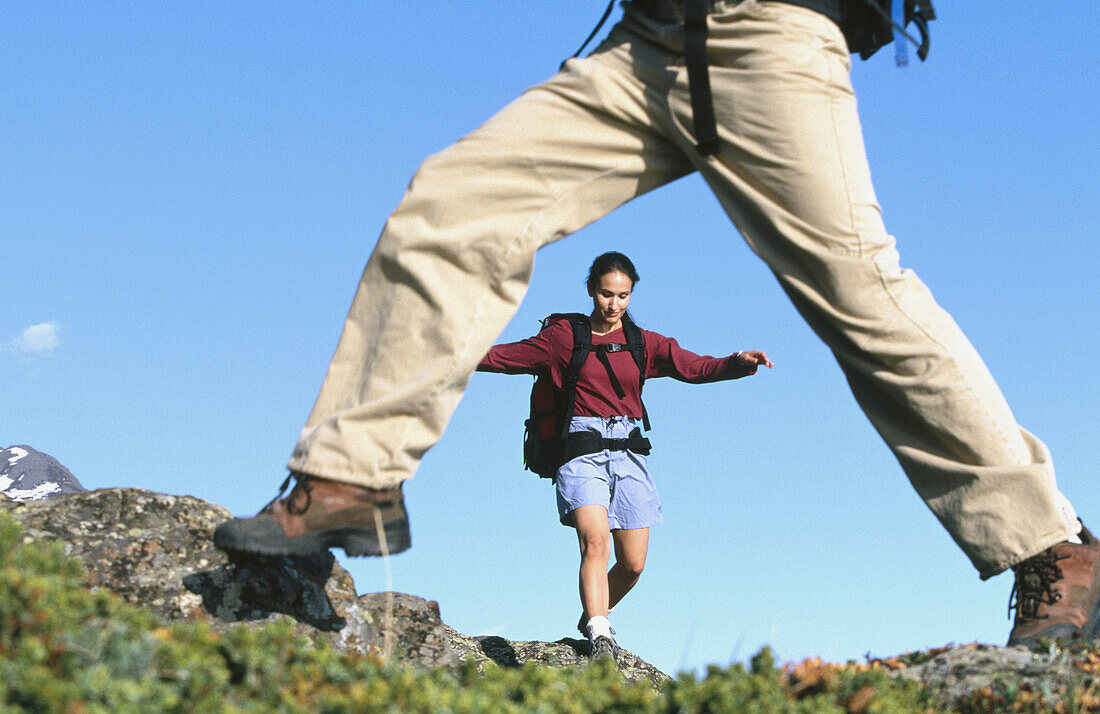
[4,3,1098,677]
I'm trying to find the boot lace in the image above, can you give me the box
[1008,551,1069,622]
[259,473,313,516]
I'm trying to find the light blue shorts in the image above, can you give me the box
[555,416,662,530]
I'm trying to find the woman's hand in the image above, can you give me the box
[735,350,773,375]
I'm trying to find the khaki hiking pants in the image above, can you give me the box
[288,0,1076,578]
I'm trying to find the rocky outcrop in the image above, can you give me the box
[0,487,668,687]
[446,628,662,683]
[1,445,85,501]
[886,642,1100,708]
[9,484,1091,703]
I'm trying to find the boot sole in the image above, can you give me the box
[214,519,411,558]
[1007,594,1100,647]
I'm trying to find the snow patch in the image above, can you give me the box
[6,447,28,466]
[5,482,63,501]
[0,475,12,491]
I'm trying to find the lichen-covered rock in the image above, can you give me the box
[889,642,1098,707]
[11,485,1099,700]
[0,488,351,632]
[446,628,670,687]
[356,592,459,669]
[0,487,667,683]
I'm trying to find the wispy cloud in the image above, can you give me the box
[10,322,62,356]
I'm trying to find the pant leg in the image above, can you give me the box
[288,31,694,490]
[665,0,1074,577]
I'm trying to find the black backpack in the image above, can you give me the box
[841,0,936,62]
[523,313,651,479]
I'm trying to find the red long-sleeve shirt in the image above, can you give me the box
[477,317,751,420]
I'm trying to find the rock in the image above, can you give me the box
[0,487,668,685]
[888,642,1099,708]
[1,445,85,501]
[14,485,1094,700]
[446,629,669,688]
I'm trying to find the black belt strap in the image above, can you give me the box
[683,0,719,156]
[562,428,653,463]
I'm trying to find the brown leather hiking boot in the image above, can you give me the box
[213,473,410,557]
[1007,525,1100,647]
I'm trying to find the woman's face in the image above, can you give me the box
[590,270,633,330]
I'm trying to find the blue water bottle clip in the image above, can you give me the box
[891,0,909,67]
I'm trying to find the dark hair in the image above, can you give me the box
[586,252,640,293]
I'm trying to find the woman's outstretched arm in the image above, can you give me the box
[476,321,561,375]
[645,331,772,382]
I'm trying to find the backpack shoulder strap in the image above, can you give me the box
[559,315,592,439]
[620,316,651,431]
[620,316,646,379]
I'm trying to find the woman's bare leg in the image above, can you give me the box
[608,527,649,610]
[573,505,612,618]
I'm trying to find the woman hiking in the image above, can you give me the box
[477,252,772,661]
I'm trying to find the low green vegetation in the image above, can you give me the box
[0,509,1098,712]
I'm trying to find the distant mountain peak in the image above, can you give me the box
[0,444,86,501]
